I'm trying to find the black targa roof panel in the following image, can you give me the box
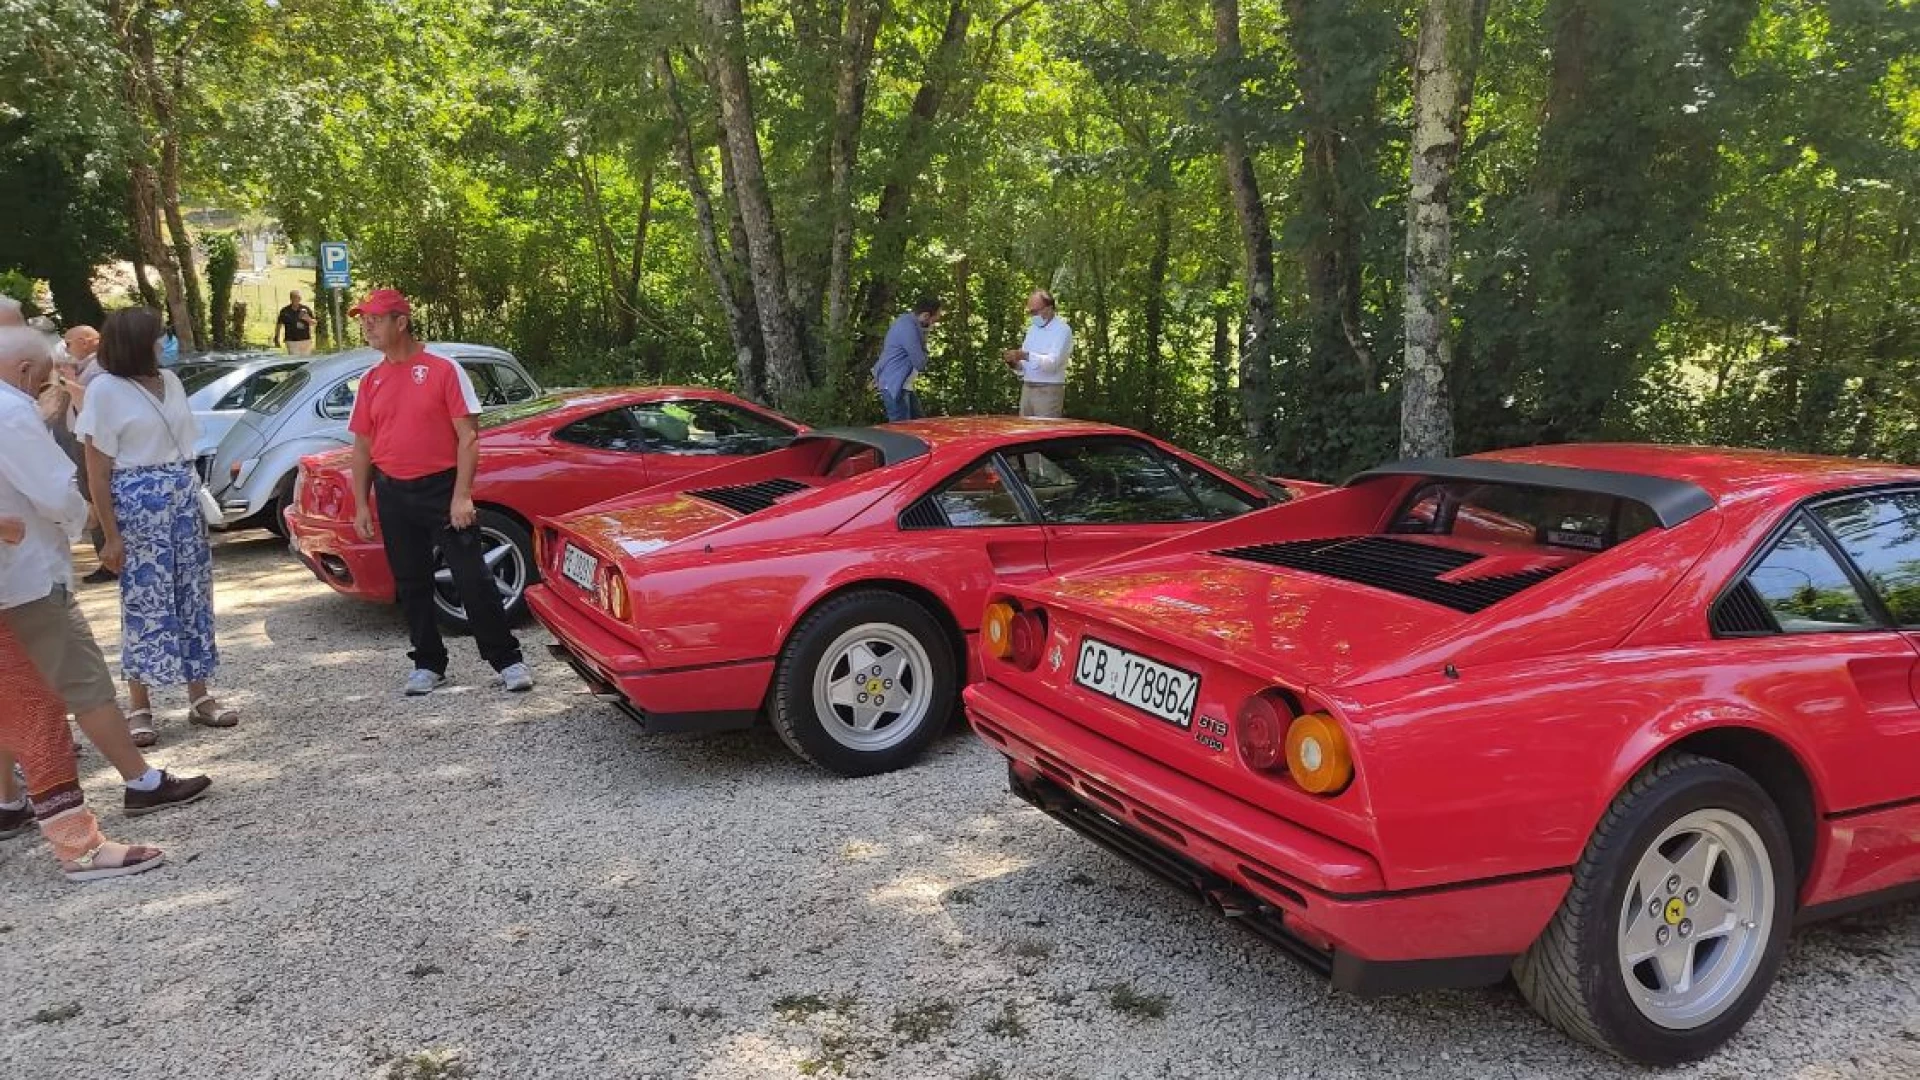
[796,427,931,466]
[1346,457,1716,529]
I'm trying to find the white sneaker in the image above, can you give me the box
[499,662,534,692]
[404,670,447,696]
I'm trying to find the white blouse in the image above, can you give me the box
[74,370,200,468]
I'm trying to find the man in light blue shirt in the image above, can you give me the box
[1002,289,1072,418]
[872,297,941,422]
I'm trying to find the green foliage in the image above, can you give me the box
[204,232,239,348]
[4,0,1914,463]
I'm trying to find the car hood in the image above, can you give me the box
[1031,551,1459,689]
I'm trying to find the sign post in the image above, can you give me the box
[320,241,351,346]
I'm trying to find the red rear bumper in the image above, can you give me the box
[525,583,771,733]
[285,508,396,603]
[964,681,1569,994]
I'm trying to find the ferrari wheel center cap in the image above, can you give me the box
[1664,897,1687,925]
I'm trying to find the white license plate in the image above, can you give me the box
[1073,637,1199,729]
[561,544,599,590]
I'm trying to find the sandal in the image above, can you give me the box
[127,708,158,747]
[188,695,238,729]
[62,841,165,883]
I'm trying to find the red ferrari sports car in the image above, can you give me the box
[284,387,803,630]
[527,417,1321,776]
[963,444,1920,1064]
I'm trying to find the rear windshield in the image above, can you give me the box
[250,368,311,415]
[477,395,567,430]
[178,364,233,395]
[1389,481,1660,551]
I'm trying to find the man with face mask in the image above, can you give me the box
[1001,289,1073,418]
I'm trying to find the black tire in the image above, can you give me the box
[432,509,535,634]
[1513,752,1795,1065]
[263,483,292,538]
[771,589,958,777]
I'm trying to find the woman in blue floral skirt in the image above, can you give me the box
[76,308,238,746]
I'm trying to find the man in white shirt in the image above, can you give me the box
[1001,289,1073,419]
[0,327,211,820]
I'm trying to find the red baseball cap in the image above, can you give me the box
[347,288,412,317]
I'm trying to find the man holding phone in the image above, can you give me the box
[1001,289,1073,418]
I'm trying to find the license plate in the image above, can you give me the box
[562,544,599,590]
[1073,637,1199,730]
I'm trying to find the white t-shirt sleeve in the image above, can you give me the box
[72,378,120,458]
[448,360,483,416]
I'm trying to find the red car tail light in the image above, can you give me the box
[1007,608,1047,671]
[1286,711,1353,795]
[1236,692,1290,771]
[983,601,1016,659]
[599,566,631,621]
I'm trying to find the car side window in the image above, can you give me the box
[460,361,504,406]
[213,378,249,412]
[1163,455,1262,519]
[1813,491,1920,627]
[1003,440,1208,525]
[488,363,538,404]
[930,459,1029,527]
[555,409,644,452]
[317,375,362,421]
[233,366,300,410]
[627,400,796,456]
[1745,518,1875,632]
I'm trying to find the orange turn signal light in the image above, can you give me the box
[1286,711,1352,795]
[983,601,1016,660]
[601,568,631,621]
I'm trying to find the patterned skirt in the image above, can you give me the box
[109,462,218,686]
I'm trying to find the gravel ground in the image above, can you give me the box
[2,534,1916,1079]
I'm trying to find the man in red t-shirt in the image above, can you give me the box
[346,289,531,695]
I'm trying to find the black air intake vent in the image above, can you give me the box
[898,498,949,530]
[1711,580,1776,635]
[1214,536,1565,614]
[688,477,809,515]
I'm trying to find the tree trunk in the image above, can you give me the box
[854,0,973,361]
[114,0,193,347]
[158,33,203,350]
[573,151,625,336]
[1210,259,1235,440]
[696,0,811,407]
[1211,0,1278,470]
[131,257,161,310]
[660,52,764,400]
[1141,157,1173,432]
[824,0,885,371]
[1401,0,1490,458]
[619,165,656,347]
[47,262,106,329]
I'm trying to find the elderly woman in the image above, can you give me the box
[76,307,238,743]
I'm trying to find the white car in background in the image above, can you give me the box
[176,354,311,470]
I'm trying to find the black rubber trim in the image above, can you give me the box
[795,426,930,465]
[1795,880,1920,927]
[1008,764,1517,996]
[1825,793,1920,820]
[1347,458,1715,528]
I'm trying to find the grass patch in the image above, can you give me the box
[775,992,859,1021]
[890,998,957,1043]
[984,1001,1028,1039]
[385,1049,468,1080]
[947,887,977,905]
[1105,983,1170,1019]
[798,1030,864,1076]
[966,1064,1007,1080]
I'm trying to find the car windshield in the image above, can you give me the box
[250,368,312,415]
[477,395,566,430]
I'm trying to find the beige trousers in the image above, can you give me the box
[1018,382,1065,419]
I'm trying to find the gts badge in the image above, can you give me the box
[1194,715,1229,753]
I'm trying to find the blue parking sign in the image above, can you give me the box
[321,242,350,288]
